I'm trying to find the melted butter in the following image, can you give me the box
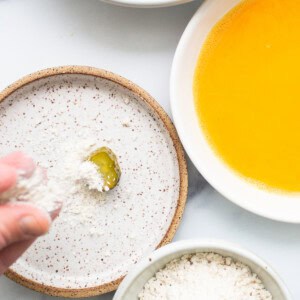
[194,0,300,192]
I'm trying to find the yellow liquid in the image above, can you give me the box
[194,0,300,192]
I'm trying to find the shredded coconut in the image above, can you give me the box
[139,252,272,300]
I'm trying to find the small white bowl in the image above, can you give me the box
[170,0,300,223]
[100,0,192,8]
[114,239,291,299]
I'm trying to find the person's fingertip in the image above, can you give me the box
[9,203,52,237]
[0,152,35,177]
[0,164,17,193]
[48,204,62,221]
[0,204,52,250]
[6,202,58,224]
[19,216,49,237]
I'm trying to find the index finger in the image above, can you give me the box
[0,152,35,178]
[0,163,17,193]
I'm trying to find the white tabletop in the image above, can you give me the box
[0,0,299,299]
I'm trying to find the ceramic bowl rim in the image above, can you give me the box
[100,0,192,8]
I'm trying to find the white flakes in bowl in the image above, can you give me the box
[139,252,272,300]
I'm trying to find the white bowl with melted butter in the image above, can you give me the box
[170,0,300,223]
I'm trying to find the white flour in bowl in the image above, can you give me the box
[139,252,272,300]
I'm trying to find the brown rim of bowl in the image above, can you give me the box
[1,66,188,298]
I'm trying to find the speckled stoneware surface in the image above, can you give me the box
[0,67,187,297]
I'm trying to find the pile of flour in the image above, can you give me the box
[54,138,105,194]
[0,139,105,219]
[139,252,272,300]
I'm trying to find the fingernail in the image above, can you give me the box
[15,154,36,178]
[19,216,48,237]
[48,205,62,220]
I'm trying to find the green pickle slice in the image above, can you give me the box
[88,147,121,191]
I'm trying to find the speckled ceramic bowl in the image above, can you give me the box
[0,66,188,297]
[114,239,292,300]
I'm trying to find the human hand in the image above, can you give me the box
[0,152,60,275]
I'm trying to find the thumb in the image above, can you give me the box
[0,203,51,250]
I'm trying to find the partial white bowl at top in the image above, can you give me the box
[100,0,192,8]
[170,0,300,223]
[113,240,291,299]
